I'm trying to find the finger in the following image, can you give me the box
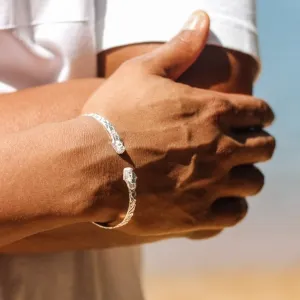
[223,95,275,129]
[207,197,248,228]
[184,196,248,229]
[141,10,210,80]
[217,165,264,198]
[218,132,275,168]
[229,130,276,166]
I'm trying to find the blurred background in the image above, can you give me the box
[143,1,300,299]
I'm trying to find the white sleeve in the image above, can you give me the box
[100,0,259,62]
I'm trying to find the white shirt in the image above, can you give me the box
[0,1,259,299]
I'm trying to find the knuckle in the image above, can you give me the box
[216,137,238,162]
[214,98,234,115]
[206,97,234,124]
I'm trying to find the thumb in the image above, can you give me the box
[144,10,210,80]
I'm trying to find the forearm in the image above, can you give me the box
[0,113,123,247]
[0,78,113,246]
[0,78,103,134]
[98,44,257,95]
[0,119,81,245]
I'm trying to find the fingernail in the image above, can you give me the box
[182,11,207,30]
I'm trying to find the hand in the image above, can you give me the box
[82,11,275,236]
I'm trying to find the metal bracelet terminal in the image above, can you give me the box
[83,113,125,154]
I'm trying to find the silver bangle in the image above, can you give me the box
[84,113,125,154]
[94,167,137,229]
[83,113,137,229]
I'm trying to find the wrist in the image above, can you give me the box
[60,116,129,225]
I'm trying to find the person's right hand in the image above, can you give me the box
[81,11,275,236]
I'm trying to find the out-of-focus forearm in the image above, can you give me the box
[0,78,104,134]
[98,44,257,95]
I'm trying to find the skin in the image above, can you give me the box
[0,11,274,252]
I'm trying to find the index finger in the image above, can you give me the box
[225,94,275,129]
